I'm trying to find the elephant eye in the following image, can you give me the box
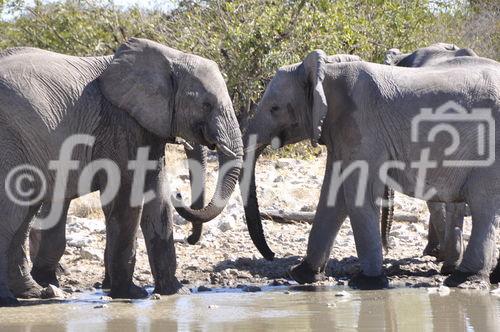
[202,102,212,113]
[270,106,280,114]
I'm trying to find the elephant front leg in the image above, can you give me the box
[102,189,147,299]
[345,178,388,290]
[290,152,348,284]
[140,163,186,295]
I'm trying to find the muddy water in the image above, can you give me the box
[1,287,499,331]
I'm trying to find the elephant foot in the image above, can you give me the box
[14,285,43,299]
[444,270,490,290]
[10,275,43,299]
[109,283,148,299]
[348,272,389,290]
[423,243,441,259]
[31,267,59,288]
[154,278,191,295]
[440,263,458,276]
[489,264,500,285]
[0,294,19,307]
[102,274,111,290]
[289,261,324,284]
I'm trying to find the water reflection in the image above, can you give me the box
[0,287,499,331]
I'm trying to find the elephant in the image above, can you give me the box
[238,54,362,262]
[381,42,478,274]
[0,38,243,306]
[28,142,207,289]
[242,50,500,289]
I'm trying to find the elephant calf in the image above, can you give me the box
[244,50,499,289]
[0,38,243,306]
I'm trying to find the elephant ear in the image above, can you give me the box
[303,50,328,147]
[98,38,176,138]
[384,48,403,65]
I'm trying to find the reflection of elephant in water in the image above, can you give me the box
[381,43,477,274]
[29,143,207,289]
[0,38,243,305]
[243,50,499,289]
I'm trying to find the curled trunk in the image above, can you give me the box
[239,147,275,261]
[174,150,242,223]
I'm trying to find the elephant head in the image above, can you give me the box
[384,43,477,67]
[99,38,243,223]
[240,52,360,260]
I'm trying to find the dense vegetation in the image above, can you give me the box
[1,0,498,157]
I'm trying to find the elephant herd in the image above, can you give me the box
[0,38,498,306]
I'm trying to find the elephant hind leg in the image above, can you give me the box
[8,204,44,298]
[0,198,41,305]
[445,197,498,289]
[30,199,71,287]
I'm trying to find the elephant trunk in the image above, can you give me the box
[381,186,394,252]
[240,146,275,261]
[185,145,207,245]
[174,128,243,223]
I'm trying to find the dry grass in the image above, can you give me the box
[68,192,104,219]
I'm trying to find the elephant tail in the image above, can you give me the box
[381,186,394,253]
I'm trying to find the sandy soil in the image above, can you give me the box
[50,146,499,295]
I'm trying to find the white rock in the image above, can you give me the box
[79,248,103,261]
[490,288,500,296]
[427,286,450,296]
[42,284,66,299]
[218,218,235,232]
[335,290,351,297]
[67,234,91,248]
[275,158,295,168]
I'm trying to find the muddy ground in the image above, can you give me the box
[48,146,499,296]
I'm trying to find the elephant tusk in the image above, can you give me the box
[217,143,238,158]
[175,137,194,151]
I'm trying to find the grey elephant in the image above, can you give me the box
[0,38,243,306]
[381,42,477,274]
[28,142,207,288]
[241,50,499,289]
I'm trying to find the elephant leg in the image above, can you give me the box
[445,197,498,288]
[6,203,43,300]
[345,178,388,290]
[440,203,466,275]
[490,256,500,284]
[102,187,147,299]
[290,152,347,284]
[0,223,17,306]
[424,202,445,258]
[141,160,185,295]
[30,199,71,287]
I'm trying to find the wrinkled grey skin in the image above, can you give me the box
[383,43,477,274]
[29,143,207,289]
[240,54,362,261]
[384,42,477,67]
[0,38,243,305]
[245,50,499,289]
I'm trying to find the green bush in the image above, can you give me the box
[1,0,498,159]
